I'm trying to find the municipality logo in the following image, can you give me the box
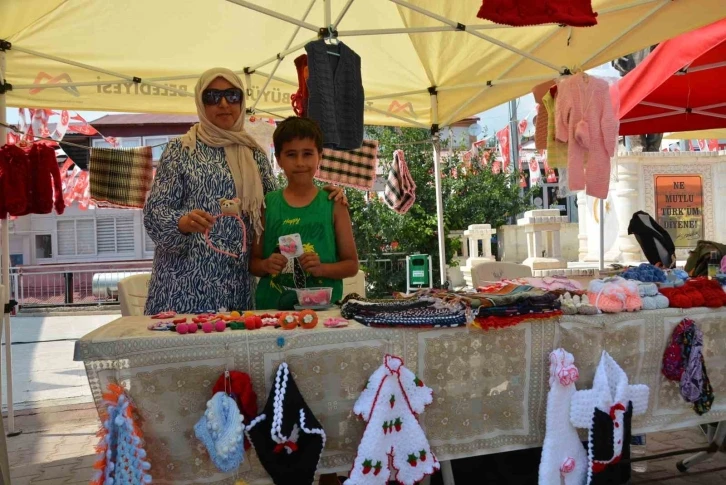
[30,72,80,97]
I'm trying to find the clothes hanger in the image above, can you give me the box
[324,25,340,57]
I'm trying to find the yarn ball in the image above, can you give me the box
[654,294,669,309]
[299,310,319,329]
[214,321,227,332]
[176,323,189,334]
[253,316,263,329]
[202,322,214,333]
[230,311,241,319]
[622,263,666,283]
[187,323,198,334]
[641,296,657,311]
[244,316,257,330]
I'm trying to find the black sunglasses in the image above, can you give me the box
[202,88,243,106]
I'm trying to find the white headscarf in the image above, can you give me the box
[181,68,265,237]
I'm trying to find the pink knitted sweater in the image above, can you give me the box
[555,74,618,199]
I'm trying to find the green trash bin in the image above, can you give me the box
[407,254,431,292]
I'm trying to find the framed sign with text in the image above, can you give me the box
[654,175,703,247]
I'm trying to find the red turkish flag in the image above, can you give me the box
[496,126,511,170]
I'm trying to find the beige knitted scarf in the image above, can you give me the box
[181,68,265,237]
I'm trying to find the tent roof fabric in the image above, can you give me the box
[91,114,200,125]
[617,18,726,136]
[2,1,725,128]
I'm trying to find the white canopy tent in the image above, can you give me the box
[1,0,725,442]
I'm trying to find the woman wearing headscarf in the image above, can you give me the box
[143,68,344,314]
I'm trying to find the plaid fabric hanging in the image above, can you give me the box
[384,149,416,214]
[316,139,379,190]
[89,146,153,209]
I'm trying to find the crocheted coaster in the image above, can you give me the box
[246,363,326,485]
[344,355,440,485]
[194,392,246,473]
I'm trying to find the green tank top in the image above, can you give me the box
[255,189,342,310]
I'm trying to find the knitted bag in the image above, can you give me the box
[662,319,691,381]
[92,384,152,485]
[246,363,326,485]
[195,391,246,473]
[211,371,257,450]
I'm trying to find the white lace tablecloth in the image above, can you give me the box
[75,308,726,485]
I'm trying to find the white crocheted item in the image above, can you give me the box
[194,391,245,473]
[345,355,440,485]
[570,351,649,485]
[539,349,588,485]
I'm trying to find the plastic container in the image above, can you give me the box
[294,287,333,307]
[631,434,647,473]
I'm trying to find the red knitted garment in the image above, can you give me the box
[0,144,65,219]
[476,0,598,28]
[212,371,257,449]
[660,279,726,309]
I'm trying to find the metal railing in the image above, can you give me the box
[9,261,153,309]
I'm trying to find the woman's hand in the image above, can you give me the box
[263,254,289,276]
[322,185,348,207]
[178,210,215,234]
[299,253,324,277]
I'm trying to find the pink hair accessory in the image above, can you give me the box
[201,322,214,333]
[560,457,576,475]
[205,198,248,259]
[151,311,176,319]
[323,317,349,328]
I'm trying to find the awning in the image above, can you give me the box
[617,18,726,136]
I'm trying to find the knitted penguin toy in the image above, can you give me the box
[92,383,152,485]
[345,355,439,485]
[570,351,650,485]
[538,349,587,485]
[246,362,326,485]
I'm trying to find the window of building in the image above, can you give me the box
[35,234,53,259]
[92,137,142,149]
[144,136,172,161]
[96,216,135,255]
[57,219,95,256]
[143,229,156,254]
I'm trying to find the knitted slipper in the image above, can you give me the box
[194,392,245,472]
[576,295,598,315]
[246,363,325,485]
[559,294,577,315]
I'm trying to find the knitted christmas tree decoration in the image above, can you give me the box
[538,349,587,485]
[246,362,326,485]
[92,383,152,485]
[570,352,649,485]
[345,355,440,485]
[194,392,246,473]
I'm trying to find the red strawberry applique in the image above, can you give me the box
[419,450,427,462]
[414,376,424,387]
[362,459,372,474]
[390,394,396,408]
[407,453,418,466]
[394,418,402,432]
[373,461,382,476]
[382,421,389,434]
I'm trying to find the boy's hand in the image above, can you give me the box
[322,185,348,207]
[299,253,324,277]
[264,254,288,276]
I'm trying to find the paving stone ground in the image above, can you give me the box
[5,404,725,484]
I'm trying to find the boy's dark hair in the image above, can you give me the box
[273,117,324,156]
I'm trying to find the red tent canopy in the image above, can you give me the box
[616,18,726,136]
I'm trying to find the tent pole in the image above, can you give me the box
[599,198,605,271]
[10,45,191,97]
[0,48,17,436]
[245,36,318,77]
[334,0,355,28]
[581,0,670,67]
[390,0,562,73]
[324,0,331,26]
[250,0,316,112]
[430,90,447,287]
[226,0,319,32]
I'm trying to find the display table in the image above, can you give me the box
[75,308,726,485]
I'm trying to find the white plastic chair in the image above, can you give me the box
[343,270,366,298]
[118,273,152,316]
[471,262,532,288]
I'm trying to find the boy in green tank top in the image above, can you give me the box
[251,117,359,310]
